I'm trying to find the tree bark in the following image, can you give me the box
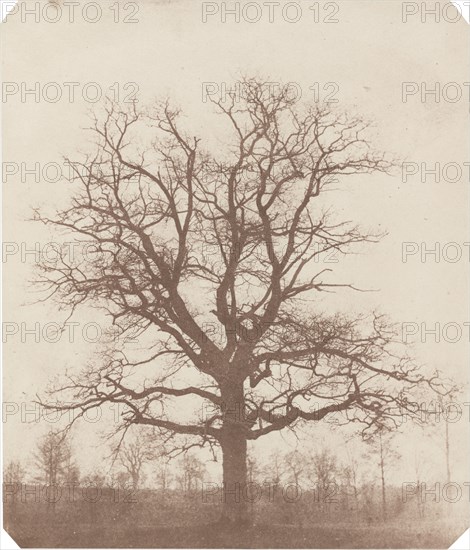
[219,380,249,526]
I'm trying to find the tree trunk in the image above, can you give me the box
[132,472,140,490]
[219,380,249,526]
[379,433,386,522]
[445,420,451,483]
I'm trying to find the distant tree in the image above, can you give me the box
[3,459,25,484]
[284,450,304,488]
[436,389,460,484]
[245,450,263,515]
[155,460,172,502]
[361,480,377,523]
[343,442,360,513]
[82,470,107,487]
[3,459,26,528]
[413,448,428,519]
[266,450,284,489]
[246,450,262,484]
[177,454,206,493]
[117,434,156,489]
[63,453,81,485]
[311,447,337,487]
[112,470,132,489]
[310,447,338,514]
[364,427,400,521]
[34,430,76,486]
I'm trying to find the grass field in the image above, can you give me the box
[6,517,467,548]
[4,486,468,548]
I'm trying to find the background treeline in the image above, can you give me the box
[4,428,468,536]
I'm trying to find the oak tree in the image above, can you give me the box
[37,78,447,524]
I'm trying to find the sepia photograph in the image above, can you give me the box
[1,1,469,548]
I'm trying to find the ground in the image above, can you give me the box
[6,519,467,548]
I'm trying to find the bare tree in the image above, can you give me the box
[155,460,172,502]
[267,449,284,490]
[246,450,262,515]
[310,447,338,515]
[34,430,76,486]
[3,459,26,529]
[344,443,360,514]
[112,469,132,489]
[176,453,206,493]
[36,77,449,524]
[284,450,304,488]
[364,427,399,522]
[246,451,261,485]
[63,453,81,485]
[117,434,156,489]
[413,448,428,519]
[82,470,107,487]
[3,460,25,484]
[437,390,459,484]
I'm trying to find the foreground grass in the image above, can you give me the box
[7,519,467,548]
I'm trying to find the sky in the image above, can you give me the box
[2,0,469,487]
